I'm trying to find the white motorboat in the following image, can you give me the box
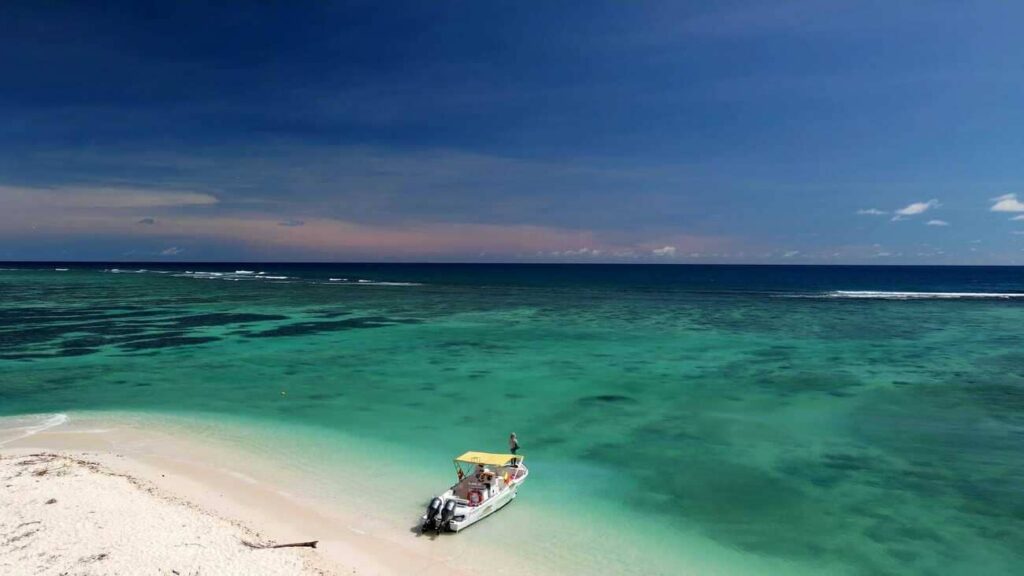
[421,451,528,533]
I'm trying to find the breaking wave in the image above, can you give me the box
[95,268,423,286]
[0,413,69,447]
[818,290,1024,300]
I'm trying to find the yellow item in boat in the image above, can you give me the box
[454,451,522,466]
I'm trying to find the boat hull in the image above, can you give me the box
[421,460,528,534]
[449,484,518,532]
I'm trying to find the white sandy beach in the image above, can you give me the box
[1,451,331,576]
[1,412,787,576]
[0,414,506,576]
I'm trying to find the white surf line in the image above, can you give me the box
[0,413,69,447]
[828,290,1024,299]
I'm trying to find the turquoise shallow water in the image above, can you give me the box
[2,264,1024,574]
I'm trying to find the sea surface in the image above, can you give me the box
[2,263,1023,575]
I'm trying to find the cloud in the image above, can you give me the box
[856,208,887,215]
[550,247,602,257]
[892,199,939,220]
[0,185,218,209]
[1014,215,1024,221]
[0,203,731,260]
[6,145,727,232]
[159,246,183,256]
[0,172,734,260]
[926,219,949,226]
[990,194,1024,213]
[782,250,800,258]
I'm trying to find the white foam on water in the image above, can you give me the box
[93,267,419,287]
[335,279,421,286]
[0,413,69,446]
[825,290,1024,300]
[54,268,69,272]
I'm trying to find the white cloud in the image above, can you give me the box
[990,194,1024,213]
[551,247,602,257]
[892,199,939,220]
[160,247,183,256]
[652,245,677,257]
[0,185,218,209]
[783,250,800,258]
[926,219,949,226]
[1012,214,1024,221]
[856,208,887,215]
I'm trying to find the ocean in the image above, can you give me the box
[2,263,1023,574]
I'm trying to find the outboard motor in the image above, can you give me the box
[439,499,458,533]
[422,497,443,533]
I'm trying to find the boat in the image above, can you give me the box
[421,451,528,533]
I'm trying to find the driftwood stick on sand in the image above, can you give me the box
[243,540,319,549]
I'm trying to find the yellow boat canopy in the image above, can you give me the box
[454,451,522,466]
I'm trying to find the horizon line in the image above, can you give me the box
[2,260,1022,268]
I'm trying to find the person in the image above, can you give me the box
[508,432,521,468]
[476,463,495,496]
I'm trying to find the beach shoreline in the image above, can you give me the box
[0,413,505,576]
[0,411,841,576]
[1,450,336,576]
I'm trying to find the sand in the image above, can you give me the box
[0,414,517,576]
[0,451,331,576]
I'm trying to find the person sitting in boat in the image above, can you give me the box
[475,463,495,482]
[475,464,496,495]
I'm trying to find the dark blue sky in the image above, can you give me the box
[2,1,1023,262]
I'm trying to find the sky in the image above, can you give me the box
[2,1,1023,264]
